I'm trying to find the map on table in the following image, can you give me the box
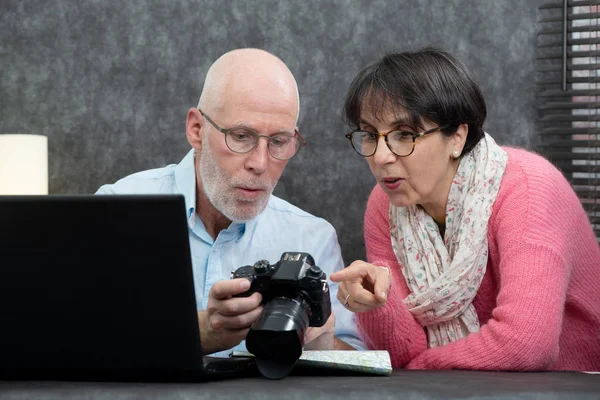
[231,350,392,376]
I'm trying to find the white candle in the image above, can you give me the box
[0,134,48,195]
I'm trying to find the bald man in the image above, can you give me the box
[96,49,364,357]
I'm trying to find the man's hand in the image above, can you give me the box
[304,313,356,350]
[303,313,336,350]
[198,278,263,355]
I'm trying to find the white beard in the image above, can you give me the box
[198,139,275,222]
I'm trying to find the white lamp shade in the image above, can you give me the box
[0,134,48,195]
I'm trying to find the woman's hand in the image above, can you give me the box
[329,260,391,312]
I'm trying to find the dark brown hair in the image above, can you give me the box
[343,47,486,155]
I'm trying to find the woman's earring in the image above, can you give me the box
[452,150,460,158]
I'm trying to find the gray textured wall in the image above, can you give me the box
[1,0,544,264]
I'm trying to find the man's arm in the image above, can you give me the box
[303,219,366,350]
[334,337,357,350]
[303,312,359,351]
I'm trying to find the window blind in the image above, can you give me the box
[537,0,600,241]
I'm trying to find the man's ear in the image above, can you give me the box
[186,108,204,151]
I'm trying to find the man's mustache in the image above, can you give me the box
[229,178,272,192]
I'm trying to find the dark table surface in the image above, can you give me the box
[0,370,598,400]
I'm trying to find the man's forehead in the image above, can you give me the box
[219,87,298,124]
[218,107,298,133]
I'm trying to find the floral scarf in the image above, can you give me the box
[388,133,508,348]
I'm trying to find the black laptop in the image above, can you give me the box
[0,194,255,382]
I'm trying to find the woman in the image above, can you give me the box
[330,48,600,371]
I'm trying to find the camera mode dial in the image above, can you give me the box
[253,260,270,274]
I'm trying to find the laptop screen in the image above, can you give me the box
[0,195,205,381]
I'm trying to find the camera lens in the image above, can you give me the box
[246,295,310,379]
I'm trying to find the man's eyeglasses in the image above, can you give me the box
[198,108,306,161]
[345,125,449,157]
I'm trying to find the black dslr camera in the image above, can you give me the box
[231,252,332,379]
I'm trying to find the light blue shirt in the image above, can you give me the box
[96,149,364,356]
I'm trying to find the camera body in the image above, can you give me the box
[231,252,331,327]
[231,252,332,378]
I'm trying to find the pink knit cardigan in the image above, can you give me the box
[357,147,600,371]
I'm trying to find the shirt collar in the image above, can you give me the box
[174,149,198,225]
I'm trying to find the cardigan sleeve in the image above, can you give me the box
[354,185,428,368]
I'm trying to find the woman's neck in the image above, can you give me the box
[419,158,461,234]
